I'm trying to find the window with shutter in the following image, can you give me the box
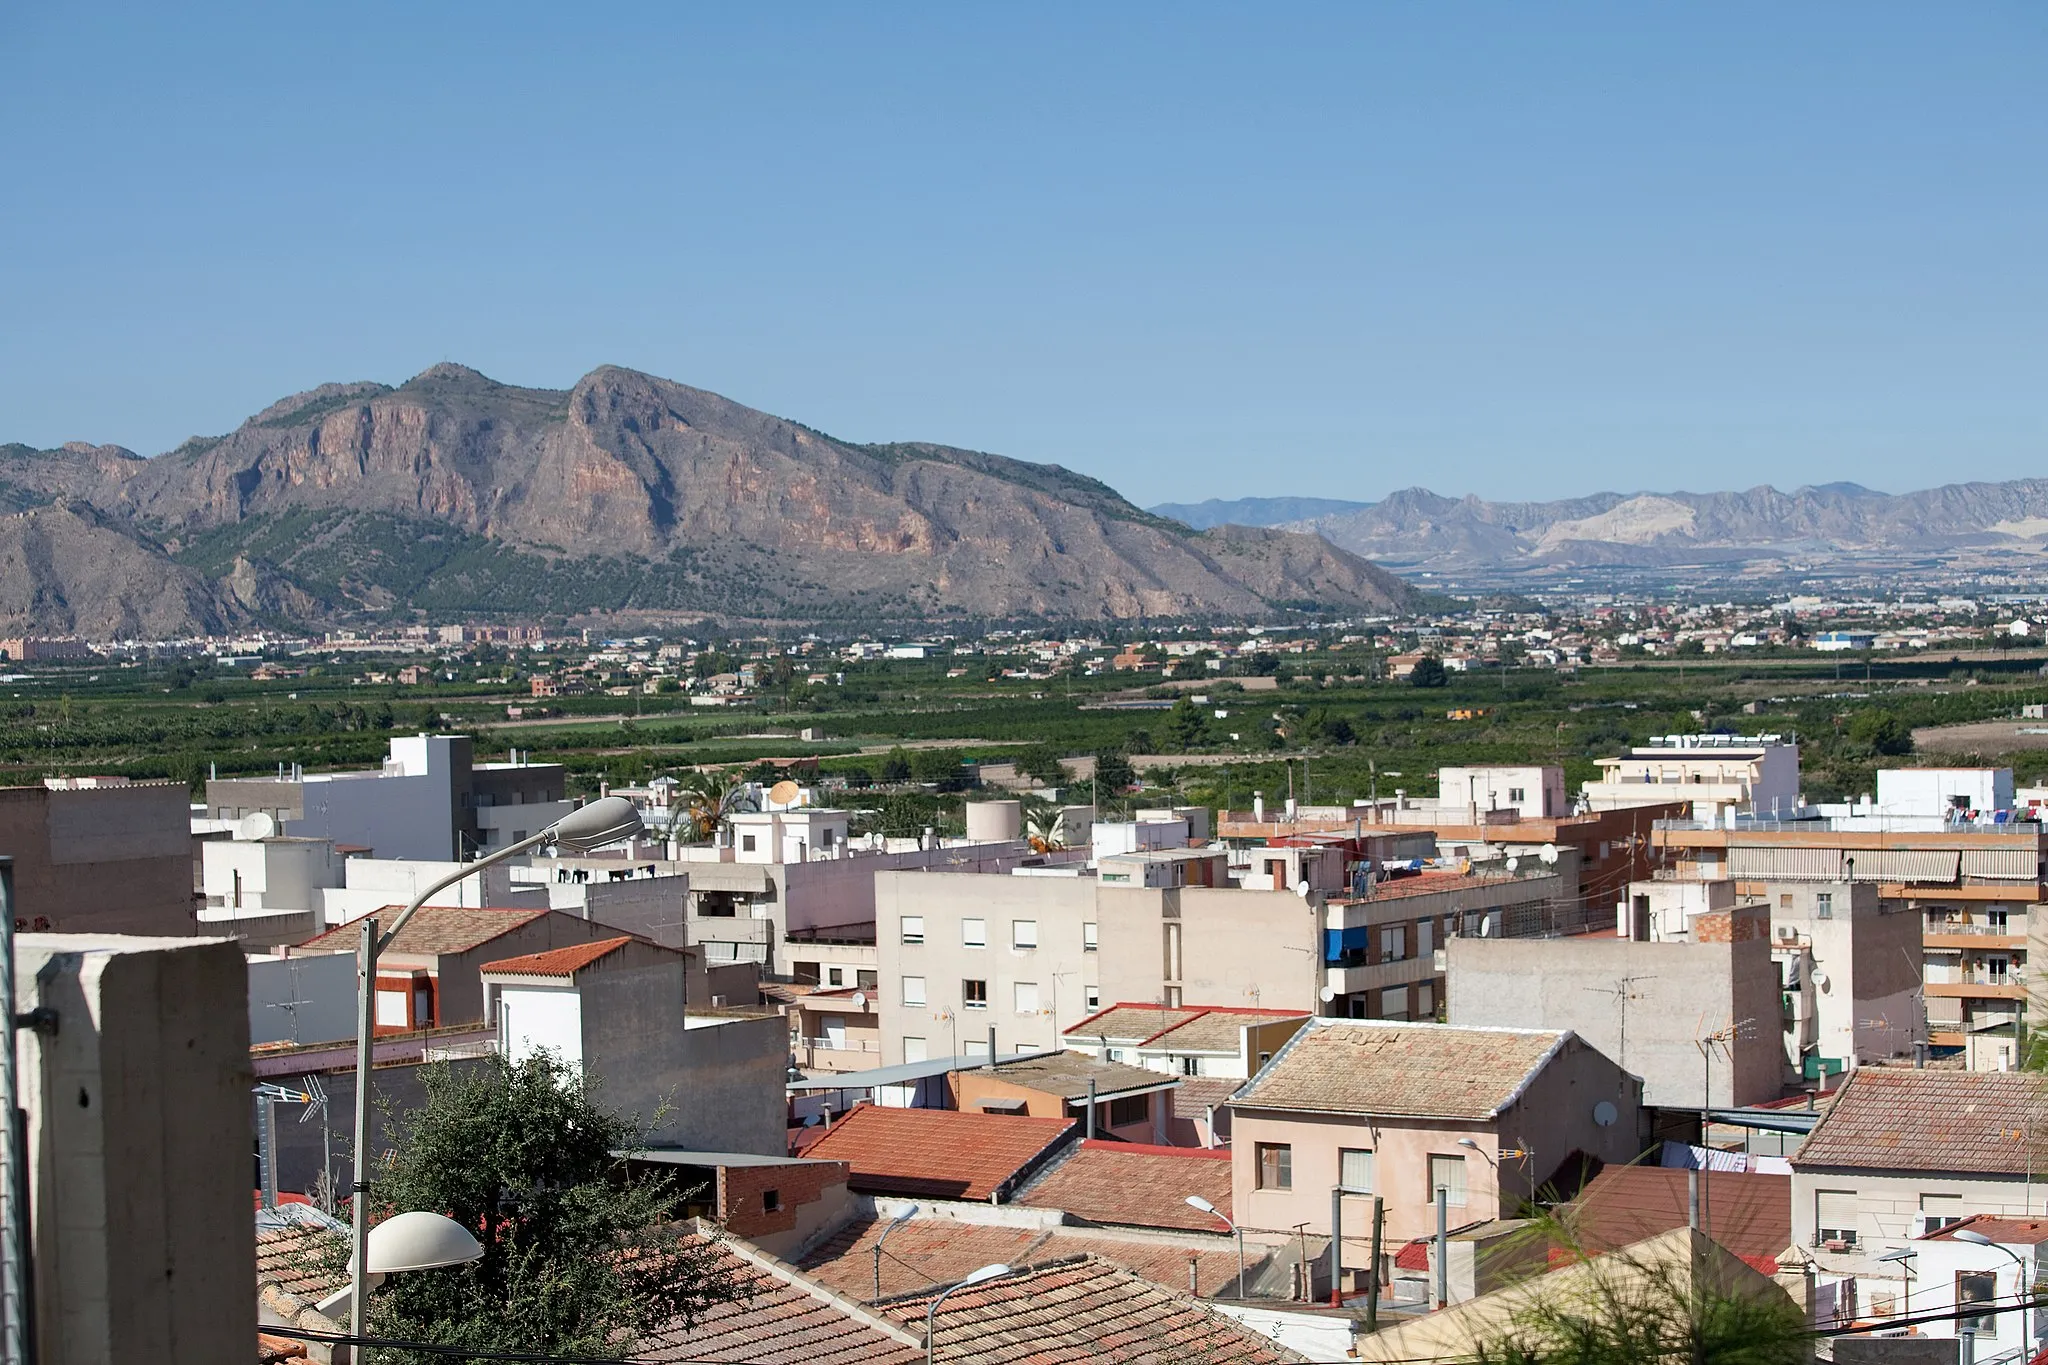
[1429,1154,1467,1207]
[1816,1190,1858,1246]
[1340,1148,1375,1192]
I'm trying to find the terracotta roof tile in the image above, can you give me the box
[296,906,549,956]
[1145,1008,1309,1054]
[1064,1004,1204,1044]
[1924,1214,2048,1246]
[971,1052,1173,1102]
[800,1212,1257,1300]
[1793,1068,2048,1175]
[1016,1140,1234,1232]
[1562,1165,1791,1263]
[1171,1077,1243,1120]
[879,1255,1305,1364]
[1231,1018,1571,1120]
[255,1221,347,1302]
[642,1226,923,1364]
[801,1104,1076,1201]
[479,935,637,977]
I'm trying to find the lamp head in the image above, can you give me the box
[1184,1194,1217,1214]
[1952,1229,1996,1248]
[889,1203,922,1227]
[1457,1138,1481,1151]
[549,796,644,854]
[958,1263,1011,1289]
[356,1211,484,1274]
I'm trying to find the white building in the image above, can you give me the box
[1436,767,1569,820]
[1582,734,1801,821]
[1874,768,2017,823]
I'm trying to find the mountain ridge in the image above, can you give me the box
[0,365,1411,636]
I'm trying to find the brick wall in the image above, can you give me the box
[717,1159,850,1241]
[1694,902,1770,943]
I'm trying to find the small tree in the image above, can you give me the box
[1409,655,1449,688]
[1845,708,1912,756]
[357,1052,744,1362]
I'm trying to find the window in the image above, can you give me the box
[1779,893,1794,910]
[1084,986,1101,1010]
[903,1037,927,1063]
[1012,920,1038,950]
[1015,1042,1035,1055]
[1507,787,1525,804]
[1417,918,1434,956]
[1380,926,1405,962]
[901,916,925,945]
[1014,981,1040,1014]
[1990,909,2010,931]
[1816,1190,1858,1247]
[962,919,987,948]
[1340,1148,1376,1193]
[1429,1155,1467,1207]
[1417,983,1435,1017]
[1256,1143,1293,1189]
[1957,1271,1997,1334]
[1381,986,1410,1020]
[762,1188,781,1213]
[1107,1094,1148,1128]
[964,979,988,1009]
[1164,985,1183,1007]
[1815,893,1833,920]
[901,976,926,1007]
[826,967,844,987]
[1921,1194,1962,1232]
[819,827,835,849]
[857,969,877,991]
[741,834,757,852]
[1083,922,1098,952]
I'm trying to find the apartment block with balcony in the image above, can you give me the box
[1654,803,2047,1071]
[1583,733,1801,822]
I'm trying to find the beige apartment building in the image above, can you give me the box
[1584,734,1801,822]
[1655,820,2046,1067]
[872,864,1578,1064]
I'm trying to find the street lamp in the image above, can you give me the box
[347,795,644,1344]
[875,1203,921,1299]
[1952,1229,2034,1358]
[1458,1137,1535,1210]
[1874,1246,1916,1320]
[315,1208,484,1323]
[1186,1194,1246,1299]
[926,1263,1011,1365]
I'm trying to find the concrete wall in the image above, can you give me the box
[1876,768,2014,820]
[1447,927,1782,1109]
[1791,1167,2034,1276]
[248,950,358,1046]
[502,984,586,1069]
[671,1014,789,1155]
[289,769,454,861]
[0,782,195,935]
[1437,767,1567,820]
[15,935,255,1365]
[560,873,693,949]
[1099,885,1321,1014]
[876,871,1099,1062]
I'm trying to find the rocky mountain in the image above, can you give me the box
[0,365,1411,636]
[1147,496,1371,531]
[1152,481,2048,589]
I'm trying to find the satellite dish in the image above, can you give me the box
[1812,971,1830,992]
[1593,1100,1618,1128]
[1318,986,1337,1002]
[768,780,802,807]
[1506,856,1520,873]
[1296,879,1313,900]
[1539,844,1559,866]
[237,811,277,840]
[851,991,868,1008]
[1477,916,1492,937]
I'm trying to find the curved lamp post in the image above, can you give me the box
[1185,1194,1245,1298]
[347,795,645,1342]
[926,1263,1011,1365]
[1952,1229,2034,1358]
[875,1203,921,1299]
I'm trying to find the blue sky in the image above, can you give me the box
[3,4,2041,505]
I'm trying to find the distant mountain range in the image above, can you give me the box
[1149,483,2048,587]
[0,365,1411,638]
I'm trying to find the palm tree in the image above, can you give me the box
[672,768,755,844]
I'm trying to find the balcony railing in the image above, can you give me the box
[1924,921,2018,936]
[802,1037,881,1054]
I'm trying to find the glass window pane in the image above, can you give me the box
[1340,1148,1375,1192]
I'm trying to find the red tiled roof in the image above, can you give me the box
[480,935,636,977]
[1016,1140,1233,1232]
[642,1225,922,1364]
[259,1333,308,1363]
[801,1104,1076,1201]
[1793,1068,2048,1175]
[1146,1008,1308,1054]
[1063,1003,1307,1050]
[1064,1003,1204,1044]
[1172,1077,1243,1121]
[1349,872,1522,902]
[1924,1214,2048,1247]
[879,1254,1305,1364]
[296,906,548,956]
[800,1215,1253,1300]
[1562,1165,1791,1263]
[1231,1019,1573,1120]
[256,1221,347,1301]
